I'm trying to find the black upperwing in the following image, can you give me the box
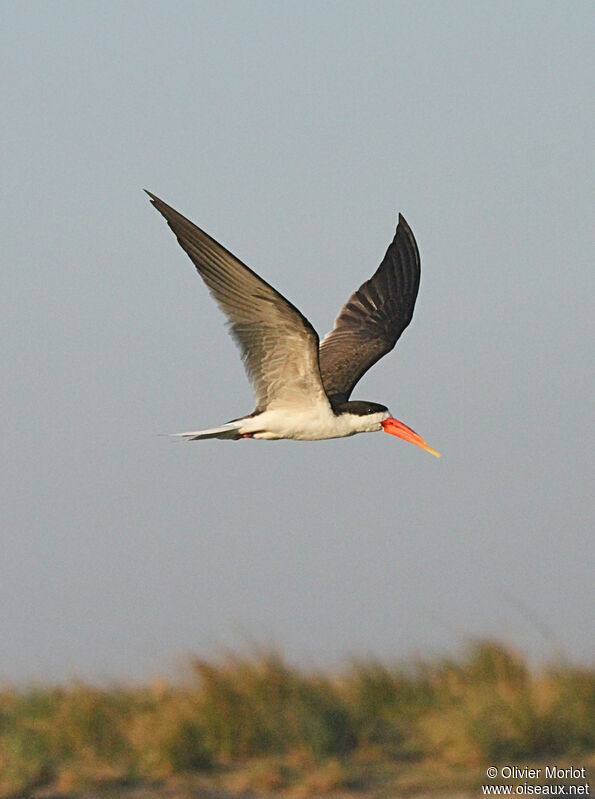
[319,214,421,403]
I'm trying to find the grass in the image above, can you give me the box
[0,641,593,797]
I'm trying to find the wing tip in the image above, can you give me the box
[397,211,411,231]
[396,212,420,264]
[145,191,180,226]
[144,189,161,207]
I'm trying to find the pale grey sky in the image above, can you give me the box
[1,1,593,682]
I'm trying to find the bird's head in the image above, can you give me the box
[332,399,440,456]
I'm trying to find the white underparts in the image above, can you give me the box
[175,406,390,441]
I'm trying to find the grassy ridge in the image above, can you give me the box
[1,641,593,797]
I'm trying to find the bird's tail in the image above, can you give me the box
[171,422,243,441]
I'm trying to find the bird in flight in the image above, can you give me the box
[147,192,439,457]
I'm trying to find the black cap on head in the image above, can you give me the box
[331,400,388,417]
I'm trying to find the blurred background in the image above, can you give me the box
[1,0,593,691]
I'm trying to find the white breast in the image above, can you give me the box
[239,404,387,441]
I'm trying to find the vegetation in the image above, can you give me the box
[0,641,593,797]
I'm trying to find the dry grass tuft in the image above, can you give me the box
[0,641,593,797]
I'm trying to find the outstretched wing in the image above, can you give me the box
[147,192,329,411]
[319,214,421,402]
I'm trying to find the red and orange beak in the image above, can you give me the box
[381,417,441,458]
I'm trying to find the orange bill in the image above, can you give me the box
[381,417,441,458]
